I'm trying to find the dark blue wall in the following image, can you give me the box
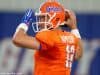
[0,12,100,39]
[77,14,100,39]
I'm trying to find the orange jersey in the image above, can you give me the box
[34,30,79,75]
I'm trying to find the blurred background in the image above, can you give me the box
[0,0,100,75]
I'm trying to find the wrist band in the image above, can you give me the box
[16,23,28,33]
[71,29,81,39]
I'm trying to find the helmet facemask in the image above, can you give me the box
[32,13,51,32]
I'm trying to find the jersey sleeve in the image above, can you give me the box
[35,31,54,51]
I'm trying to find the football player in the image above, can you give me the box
[12,0,83,75]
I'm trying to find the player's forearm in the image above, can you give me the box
[75,39,83,60]
[12,28,40,50]
[12,29,27,47]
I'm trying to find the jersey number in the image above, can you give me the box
[66,45,75,68]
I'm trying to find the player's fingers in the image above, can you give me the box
[25,9,33,17]
[65,9,76,20]
[67,10,77,24]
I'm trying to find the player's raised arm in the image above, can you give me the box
[64,9,83,60]
[12,9,40,50]
[75,38,83,60]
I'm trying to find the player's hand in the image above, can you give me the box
[21,9,34,26]
[64,9,77,29]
